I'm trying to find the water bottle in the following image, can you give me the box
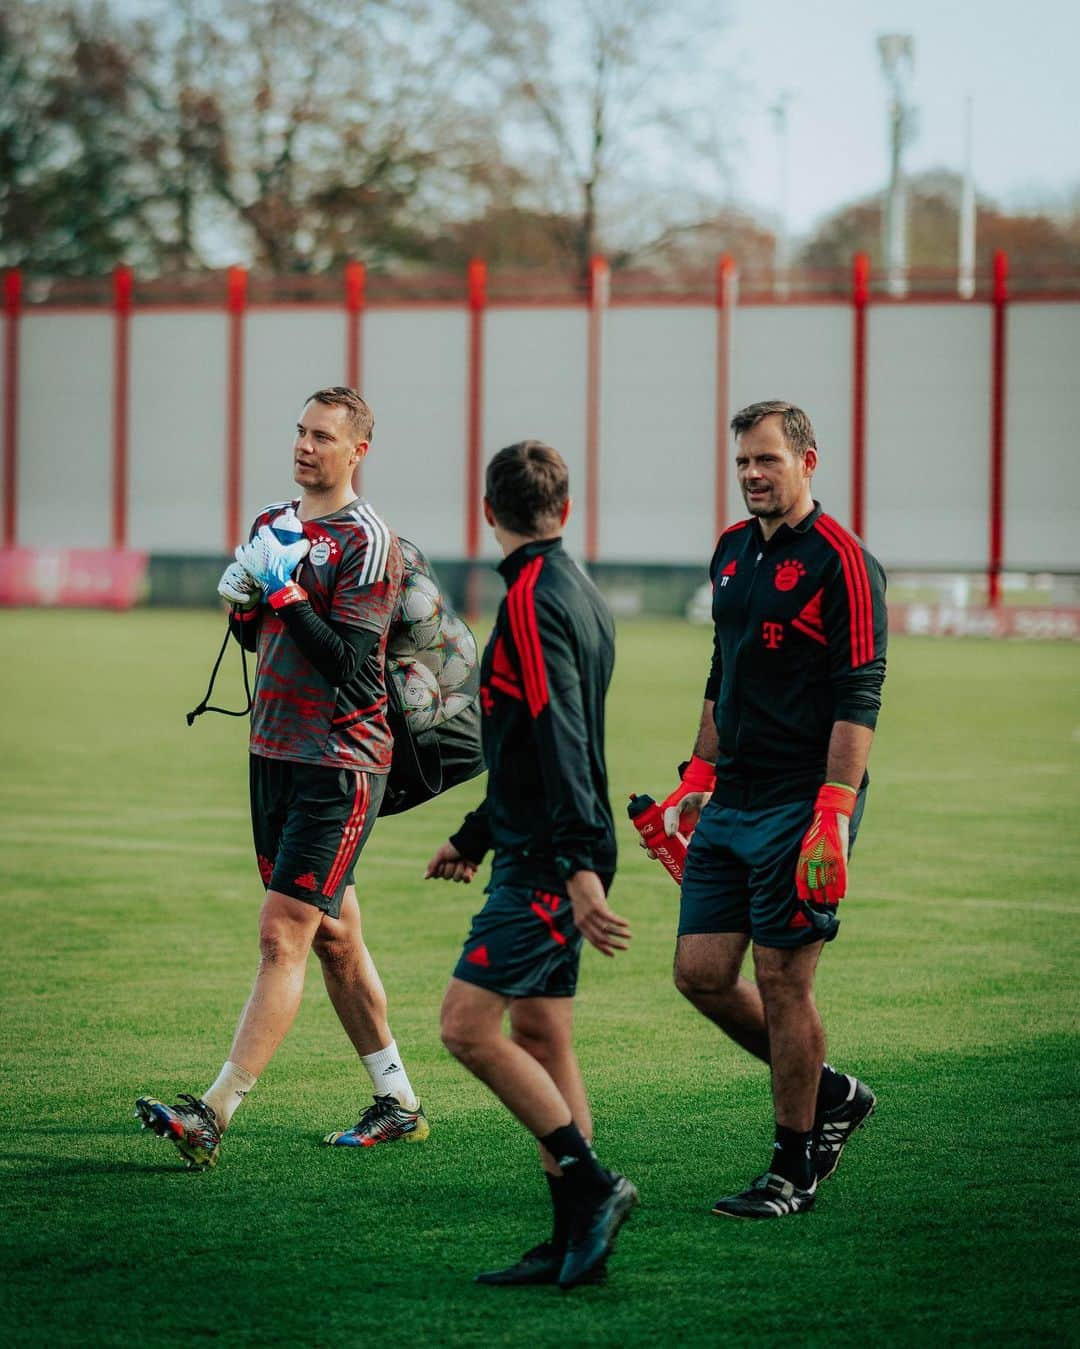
[628,793,689,886]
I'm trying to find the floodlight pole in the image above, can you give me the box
[877,34,915,298]
[769,94,792,299]
[958,97,976,299]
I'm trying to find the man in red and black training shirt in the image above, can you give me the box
[661,400,887,1220]
[137,387,428,1170]
[426,441,638,1291]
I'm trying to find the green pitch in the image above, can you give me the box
[1,611,1077,1346]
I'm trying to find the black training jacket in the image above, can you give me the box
[705,502,888,808]
[450,538,617,889]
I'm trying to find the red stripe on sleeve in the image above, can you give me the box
[814,516,874,666]
[507,557,549,718]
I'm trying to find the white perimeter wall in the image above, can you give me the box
[728,306,853,534]
[866,306,992,569]
[129,313,227,552]
[482,308,588,561]
[7,301,1079,570]
[1004,305,1080,570]
[20,315,112,548]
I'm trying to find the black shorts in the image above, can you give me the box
[452,883,584,999]
[249,755,385,918]
[678,789,867,949]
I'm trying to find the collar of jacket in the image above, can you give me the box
[749,500,823,548]
[497,535,565,583]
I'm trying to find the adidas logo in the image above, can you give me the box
[559,1155,579,1169]
[382,1063,400,1075]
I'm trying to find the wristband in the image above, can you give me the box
[679,754,716,793]
[816,782,857,816]
[269,581,309,610]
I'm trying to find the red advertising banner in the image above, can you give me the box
[0,549,148,608]
[890,603,1080,640]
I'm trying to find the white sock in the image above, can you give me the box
[202,1060,258,1130]
[361,1041,418,1110]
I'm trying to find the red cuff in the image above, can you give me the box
[269,582,308,610]
[815,783,857,817]
[682,754,716,792]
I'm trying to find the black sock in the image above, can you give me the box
[537,1123,612,1201]
[772,1124,814,1189]
[545,1173,573,1250]
[817,1063,851,1115]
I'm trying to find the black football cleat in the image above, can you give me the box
[474,1241,606,1287]
[814,1077,876,1183]
[558,1176,638,1289]
[711,1171,816,1219]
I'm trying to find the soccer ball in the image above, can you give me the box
[437,616,478,693]
[440,690,475,722]
[389,657,443,732]
[390,571,443,654]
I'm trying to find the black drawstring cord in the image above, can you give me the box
[186,617,253,726]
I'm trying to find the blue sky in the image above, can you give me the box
[722,0,1079,234]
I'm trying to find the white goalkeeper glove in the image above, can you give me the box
[235,523,310,608]
[218,560,260,610]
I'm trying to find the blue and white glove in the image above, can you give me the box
[217,560,260,610]
[235,513,311,610]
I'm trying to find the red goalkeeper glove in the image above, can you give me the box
[660,754,716,836]
[796,783,857,907]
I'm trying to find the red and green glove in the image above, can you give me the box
[796,782,857,907]
[660,754,716,836]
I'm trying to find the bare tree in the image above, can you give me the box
[453,0,733,279]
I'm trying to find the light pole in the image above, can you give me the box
[769,92,792,298]
[877,34,916,297]
[958,96,976,299]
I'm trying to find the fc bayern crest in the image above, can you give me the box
[309,537,337,567]
[774,559,806,592]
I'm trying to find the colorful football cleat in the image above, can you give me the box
[323,1094,430,1148]
[135,1094,221,1171]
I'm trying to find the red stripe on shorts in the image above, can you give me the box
[323,772,370,898]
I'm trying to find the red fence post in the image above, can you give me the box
[112,265,133,549]
[465,259,487,566]
[585,255,609,564]
[715,254,736,539]
[345,260,365,391]
[2,269,21,549]
[988,250,1009,608]
[225,265,247,552]
[345,261,366,494]
[850,252,870,538]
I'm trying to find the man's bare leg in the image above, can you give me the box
[313,886,392,1055]
[314,885,423,1132]
[225,889,325,1080]
[753,941,825,1132]
[674,932,770,1061]
[441,979,573,1134]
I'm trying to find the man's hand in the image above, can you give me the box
[217,560,260,610]
[660,754,716,837]
[424,841,478,884]
[796,782,857,910]
[567,870,631,958]
[235,524,310,601]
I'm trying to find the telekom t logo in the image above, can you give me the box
[762,622,784,649]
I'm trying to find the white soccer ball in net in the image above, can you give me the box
[440,690,475,721]
[389,657,443,732]
[390,571,443,654]
[438,615,478,692]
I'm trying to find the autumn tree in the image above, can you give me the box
[452,0,733,280]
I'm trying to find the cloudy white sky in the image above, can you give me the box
[723,0,1079,234]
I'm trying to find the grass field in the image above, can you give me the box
[1,611,1078,1347]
